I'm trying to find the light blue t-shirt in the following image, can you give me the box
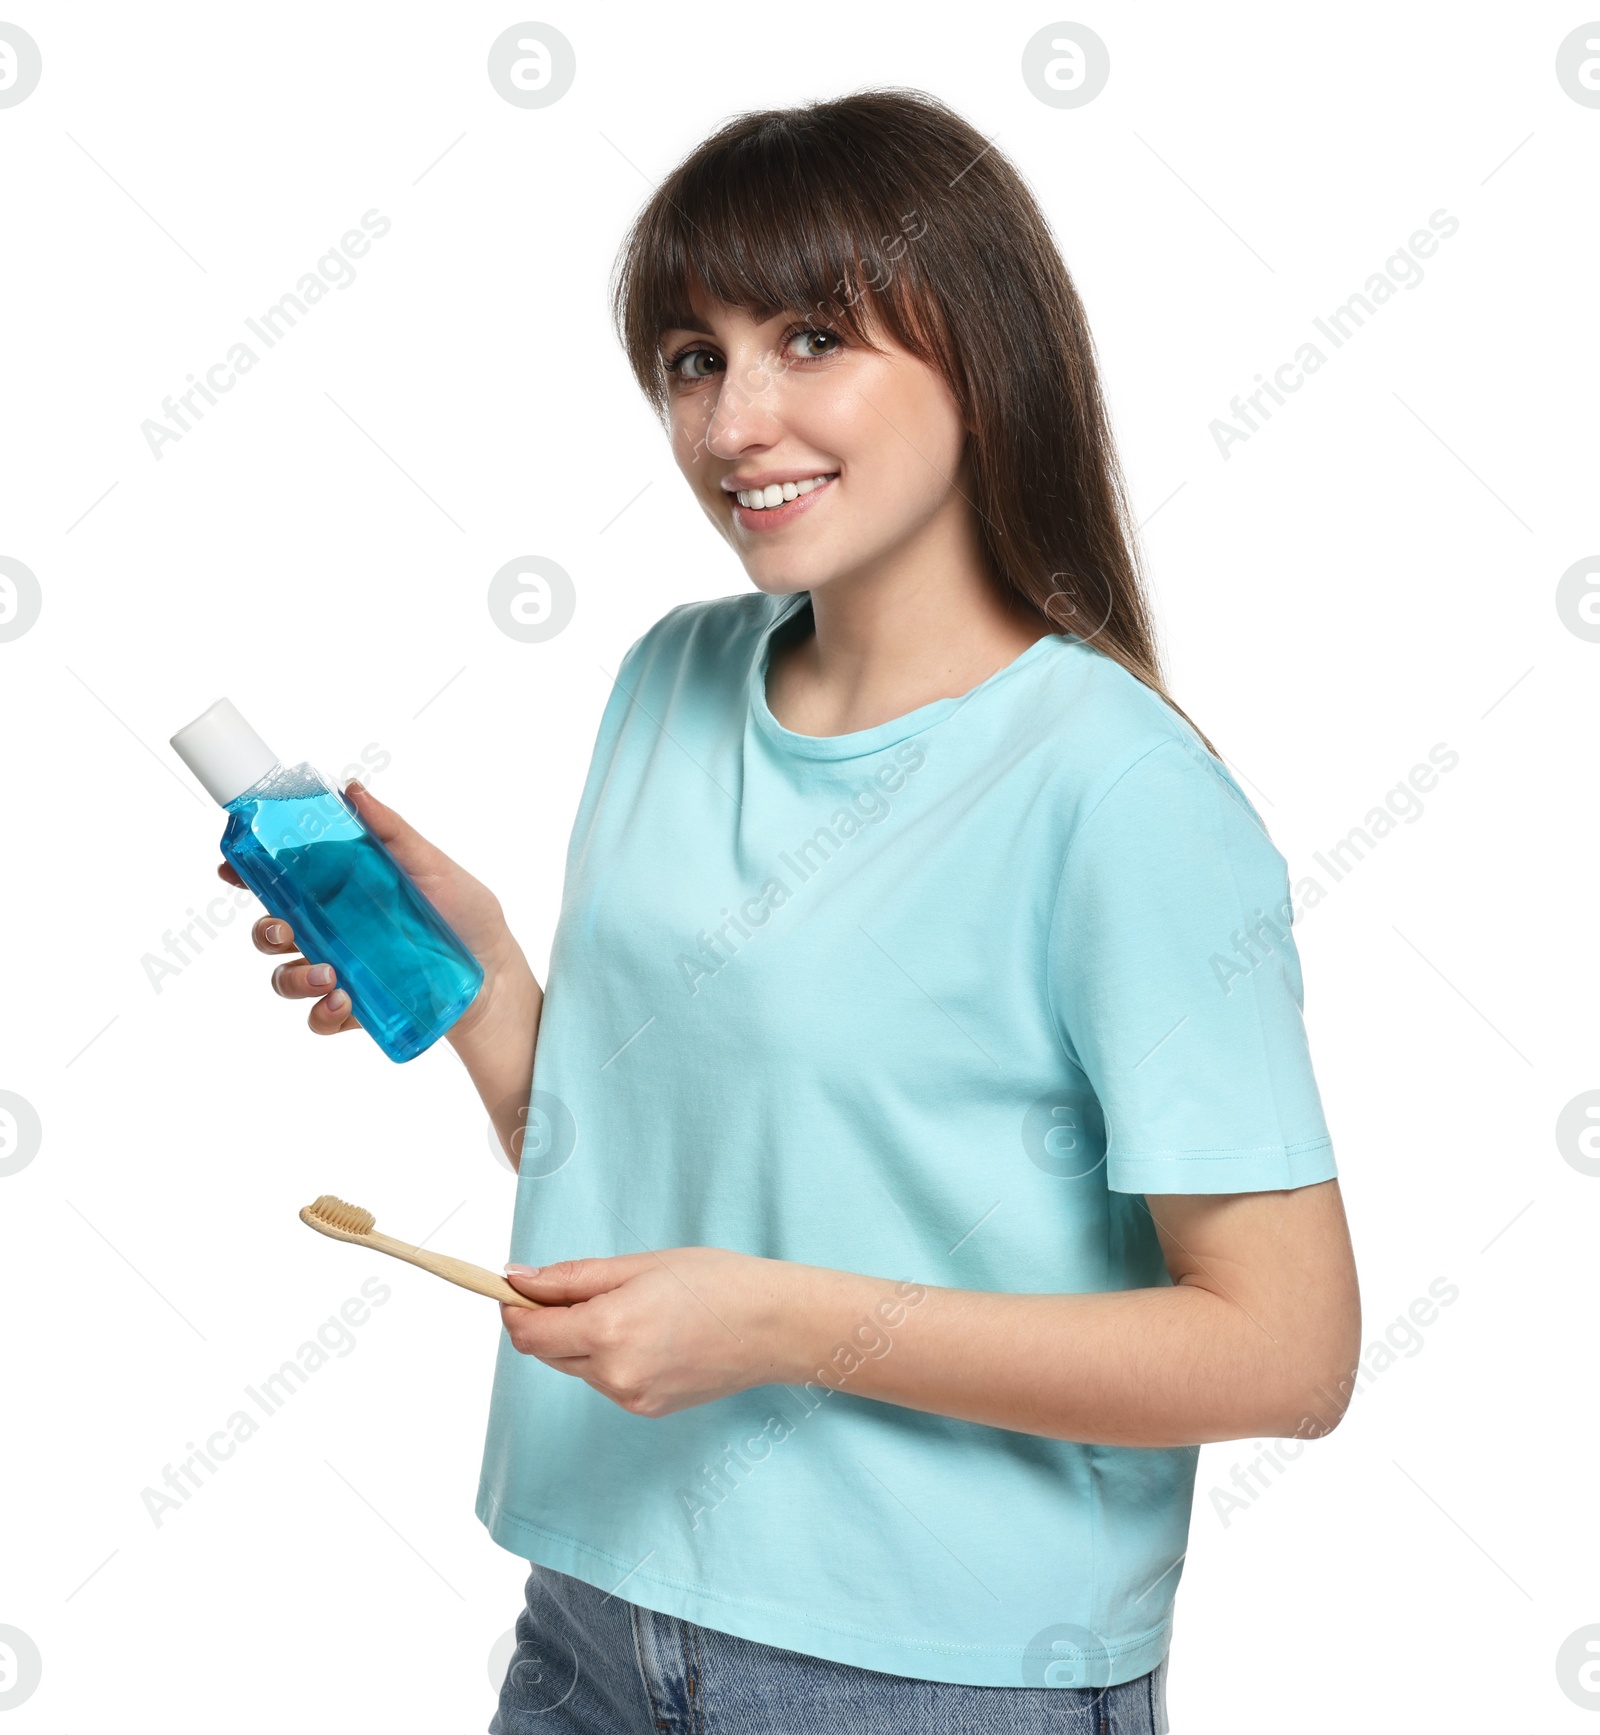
[477,589,1336,1688]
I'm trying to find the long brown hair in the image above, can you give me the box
[611,86,1218,757]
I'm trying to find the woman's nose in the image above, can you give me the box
[702,353,785,457]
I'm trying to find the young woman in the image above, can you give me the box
[227,89,1360,1733]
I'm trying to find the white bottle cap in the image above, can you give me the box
[170,698,280,807]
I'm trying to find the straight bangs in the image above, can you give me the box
[612,108,951,415]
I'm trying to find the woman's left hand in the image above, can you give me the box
[499,1249,801,1417]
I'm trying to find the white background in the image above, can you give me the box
[2,1,1595,1728]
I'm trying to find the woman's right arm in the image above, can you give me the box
[218,778,543,1170]
[446,957,543,1170]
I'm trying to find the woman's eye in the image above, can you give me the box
[667,348,722,380]
[785,328,841,361]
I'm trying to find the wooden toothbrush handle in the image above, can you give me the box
[367,1229,541,1307]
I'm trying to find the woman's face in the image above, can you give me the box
[659,294,971,599]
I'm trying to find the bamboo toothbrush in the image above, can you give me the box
[299,1194,542,1308]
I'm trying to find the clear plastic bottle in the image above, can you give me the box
[171,698,483,1063]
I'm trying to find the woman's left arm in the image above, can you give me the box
[501,1177,1361,1447]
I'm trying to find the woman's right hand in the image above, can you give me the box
[217,779,531,1041]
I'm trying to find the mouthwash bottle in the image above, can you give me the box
[170,698,484,1063]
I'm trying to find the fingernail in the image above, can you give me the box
[308,964,333,986]
[504,1263,540,1276]
[265,922,285,943]
[328,990,349,1012]
[344,779,365,796]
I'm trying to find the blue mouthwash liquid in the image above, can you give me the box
[171,700,483,1064]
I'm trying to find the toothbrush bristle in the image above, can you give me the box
[308,1194,375,1235]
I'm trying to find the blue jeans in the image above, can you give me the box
[490,1562,1170,1733]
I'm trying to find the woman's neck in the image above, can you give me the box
[763,504,1049,739]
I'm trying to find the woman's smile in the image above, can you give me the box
[724,471,839,532]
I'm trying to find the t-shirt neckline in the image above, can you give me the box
[748,591,1074,762]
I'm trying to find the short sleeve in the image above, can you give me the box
[1047,737,1337,1194]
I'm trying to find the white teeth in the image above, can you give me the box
[734,474,834,509]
